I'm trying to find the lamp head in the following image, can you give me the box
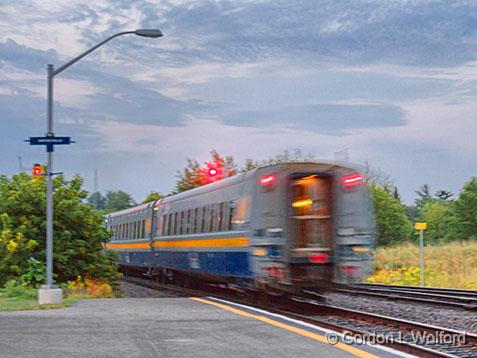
[134,29,163,38]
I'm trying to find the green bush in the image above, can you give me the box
[0,173,120,288]
[0,280,37,300]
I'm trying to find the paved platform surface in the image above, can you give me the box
[0,297,364,358]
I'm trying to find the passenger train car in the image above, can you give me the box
[104,162,375,294]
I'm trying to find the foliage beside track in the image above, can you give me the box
[367,241,477,289]
[0,277,115,311]
[0,173,120,288]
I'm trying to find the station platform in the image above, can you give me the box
[0,297,403,357]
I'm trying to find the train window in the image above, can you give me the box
[161,215,168,236]
[202,207,208,232]
[170,213,174,235]
[133,222,137,239]
[167,214,172,236]
[291,175,332,248]
[221,202,229,231]
[199,207,204,233]
[142,220,146,238]
[218,202,224,231]
[185,210,190,234]
[209,205,216,232]
[173,212,178,235]
[194,208,199,234]
[232,196,251,229]
[179,211,184,235]
[186,210,192,234]
[157,216,164,237]
[166,214,170,236]
[228,201,235,230]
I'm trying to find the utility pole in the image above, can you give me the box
[18,156,24,172]
[414,222,427,287]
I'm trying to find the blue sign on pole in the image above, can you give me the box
[26,135,74,152]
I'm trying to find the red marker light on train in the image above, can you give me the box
[342,174,363,188]
[341,265,358,276]
[309,253,329,264]
[260,175,275,186]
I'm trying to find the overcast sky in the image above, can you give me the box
[1,0,476,204]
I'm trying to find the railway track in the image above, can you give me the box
[333,283,477,310]
[123,276,477,357]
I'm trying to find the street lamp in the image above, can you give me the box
[38,29,163,305]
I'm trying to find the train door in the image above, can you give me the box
[289,174,333,286]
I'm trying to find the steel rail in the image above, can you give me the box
[332,284,477,310]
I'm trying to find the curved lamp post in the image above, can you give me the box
[40,29,163,304]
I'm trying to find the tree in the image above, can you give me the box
[446,178,477,241]
[87,192,106,210]
[0,173,120,287]
[364,161,394,188]
[405,205,421,223]
[103,190,136,212]
[435,190,453,201]
[392,187,401,202]
[421,200,451,243]
[242,149,315,172]
[369,184,412,246]
[142,191,164,204]
[415,184,432,209]
[174,150,238,193]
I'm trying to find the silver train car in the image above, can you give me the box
[105,162,375,294]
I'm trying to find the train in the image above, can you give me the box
[104,162,375,295]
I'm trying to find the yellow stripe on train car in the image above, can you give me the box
[104,237,249,250]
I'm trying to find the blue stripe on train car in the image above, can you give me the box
[119,250,252,277]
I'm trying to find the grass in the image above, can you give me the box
[0,277,117,311]
[367,240,477,289]
[0,284,90,311]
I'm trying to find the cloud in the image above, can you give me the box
[137,0,477,67]
[222,103,407,134]
[1,0,477,205]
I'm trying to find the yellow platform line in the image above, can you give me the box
[190,297,378,358]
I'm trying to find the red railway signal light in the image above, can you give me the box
[208,168,218,177]
[32,163,42,176]
[32,163,43,177]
